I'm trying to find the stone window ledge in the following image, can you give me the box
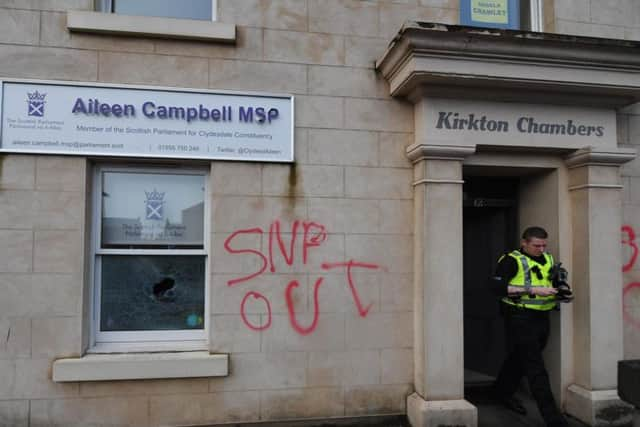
[67,10,236,43]
[52,351,228,382]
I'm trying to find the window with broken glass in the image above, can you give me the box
[91,165,208,351]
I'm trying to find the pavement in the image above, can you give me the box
[205,385,592,427]
[466,384,590,427]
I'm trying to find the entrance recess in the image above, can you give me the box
[463,177,518,384]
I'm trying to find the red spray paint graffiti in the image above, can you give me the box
[286,277,324,335]
[321,261,381,317]
[622,225,638,273]
[223,219,383,335]
[224,227,267,287]
[240,291,272,331]
[623,283,640,330]
[622,225,640,330]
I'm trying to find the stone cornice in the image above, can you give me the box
[406,144,476,163]
[376,22,640,107]
[564,147,636,168]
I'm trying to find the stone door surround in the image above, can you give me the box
[377,22,640,427]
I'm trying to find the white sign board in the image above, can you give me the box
[0,80,294,162]
[422,98,616,150]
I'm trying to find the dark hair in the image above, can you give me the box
[522,226,548,241]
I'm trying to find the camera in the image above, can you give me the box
[549,262,573,303]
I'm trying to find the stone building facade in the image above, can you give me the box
[0,1,640,427]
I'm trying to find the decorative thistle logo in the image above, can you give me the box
[26,90,47,117]
[145,189,165,220]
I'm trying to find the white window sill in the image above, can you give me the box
[66,10,235,43]
[52,351,228,382]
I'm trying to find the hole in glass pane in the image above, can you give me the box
[153,277,176,301]
[100,255,205,332]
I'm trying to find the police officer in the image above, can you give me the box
[491,226,569,427]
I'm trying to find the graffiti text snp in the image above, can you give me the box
[223,219,383,335]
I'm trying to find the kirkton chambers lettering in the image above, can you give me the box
[71,98,280,124]
[436,112,605,137]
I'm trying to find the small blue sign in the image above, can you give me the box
[460,0,521,30]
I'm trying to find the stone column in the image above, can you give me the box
[406,144,477,427]
[564,147,636,426]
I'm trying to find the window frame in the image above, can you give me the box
[96,0,218,22]
[529,0,543,32]
[90,164,210,352]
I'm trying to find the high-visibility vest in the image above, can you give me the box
[501,250,557,311]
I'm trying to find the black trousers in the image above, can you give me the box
[494,304,568,427]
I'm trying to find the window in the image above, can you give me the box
[69,0,234,43]
[460,0,543,31]
[91,166,209,351]
[96,0,217,21]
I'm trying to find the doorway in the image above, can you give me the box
[462,176,519,385]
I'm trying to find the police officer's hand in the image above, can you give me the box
[530,287,558,296]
